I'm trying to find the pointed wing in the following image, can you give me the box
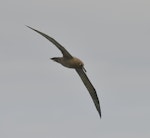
[26,26,73,58]
[76,68,101,118]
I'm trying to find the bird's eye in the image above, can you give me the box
[79,63,83,67]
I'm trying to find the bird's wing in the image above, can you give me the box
[26,26,73,58]
[75,68,101,118]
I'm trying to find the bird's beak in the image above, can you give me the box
[83,66,87,72]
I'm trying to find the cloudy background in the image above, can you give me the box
[0,0,150,137]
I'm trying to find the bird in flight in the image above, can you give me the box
[27,26,101,118]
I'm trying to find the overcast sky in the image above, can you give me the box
[0,0,150,138]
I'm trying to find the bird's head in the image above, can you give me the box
[78,62,86,72]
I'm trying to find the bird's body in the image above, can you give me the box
[27,26,101,118]
[51,57,84,69]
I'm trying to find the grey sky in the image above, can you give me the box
[0,0,150,138]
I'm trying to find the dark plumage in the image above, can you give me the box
[27,26,101,118]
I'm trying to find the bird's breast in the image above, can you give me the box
[61,57,84,69]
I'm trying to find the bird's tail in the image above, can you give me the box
[50,57,61,63]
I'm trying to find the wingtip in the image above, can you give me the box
[26,25,41,35]
[26,25,33,30]
[25,25,29,28]
[98,107,102,119]
[99,113,102,119]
